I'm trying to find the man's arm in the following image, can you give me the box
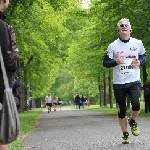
[139,53,146,66]
[0,20,17,72]
[103,53,118,68]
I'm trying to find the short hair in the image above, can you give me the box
[117,18,131,28]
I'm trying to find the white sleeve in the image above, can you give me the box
[106,44,114,59]
[138,40,146,55]
[45,96,47,101]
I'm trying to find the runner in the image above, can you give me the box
[57,96,62,111]
[45,93,52,113]
[53,94,58,111]
[103,18,146,144]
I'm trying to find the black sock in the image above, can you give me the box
[123,132,129,136]
[130,118,135,123]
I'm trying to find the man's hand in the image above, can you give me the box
[116,56,124,65]
[131,59,140,68]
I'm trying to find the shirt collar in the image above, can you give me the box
[119,37,130,43]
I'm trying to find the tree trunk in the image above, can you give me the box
[142,63,148,113]
[98,76,102,107]
[142,63,148,84]
[18,61,27,112]
[103,71,107,106]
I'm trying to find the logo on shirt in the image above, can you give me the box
[117,51,124,55]
[130,47,137,51]
[126,55,136,58]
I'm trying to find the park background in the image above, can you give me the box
[5,0,150,112]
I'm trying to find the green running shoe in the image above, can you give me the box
[128,118,140,136]
[122,132,130,144]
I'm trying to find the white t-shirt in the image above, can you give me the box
[107,37,146,84]
[45,95,52,103]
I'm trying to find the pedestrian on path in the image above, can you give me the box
[103,18,146,144]
[142,80,150,113]
[28,96,33,110]
[57,96,62,111]
[45,93,52,113]
[75,94,81,110]
[53,94,58,111]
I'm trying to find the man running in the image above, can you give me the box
[45,93,52,113]
[103,18,146,144]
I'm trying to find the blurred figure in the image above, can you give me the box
[80,94,85,109]
[142,80,150,113]
[53,94,58,111]
[28,96,33,110]
[75,94,81,110]
[84,96,87,106]
[87,100,90,107]
[57,96,62,111]
[45,93,52,113]
[12,78,20,112]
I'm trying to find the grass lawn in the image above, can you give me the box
[66,104,150,117]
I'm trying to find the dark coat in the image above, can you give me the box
[0,12,17,87]
[75,95,80,103]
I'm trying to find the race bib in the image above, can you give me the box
[118,59,135,75]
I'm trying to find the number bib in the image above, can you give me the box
[118,59,135,75]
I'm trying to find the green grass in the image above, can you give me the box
[66,104,150,117]
[9,108,43,150]
[84,105,150,117]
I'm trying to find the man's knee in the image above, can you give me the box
[118,107,127,118]
[132,102,140,111]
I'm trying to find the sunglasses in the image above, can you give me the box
[120,24,130,28]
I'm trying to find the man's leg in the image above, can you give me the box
[130,110,140,120]
[128,84,141,136]
[114,88,130,144]
[54,103,56,111]
[48,105,50,113]
[118,117,128,132]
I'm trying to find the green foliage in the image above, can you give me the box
[4,0,149,105]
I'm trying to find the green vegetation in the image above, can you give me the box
[9,108,43,150]
[67,104,150,117]
[84,105,150,117]
[3,1,149,111]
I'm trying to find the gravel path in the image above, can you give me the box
[22,107,150,150]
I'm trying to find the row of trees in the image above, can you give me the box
[4,0,149,111]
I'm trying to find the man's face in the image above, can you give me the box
[3,0,10,10]
[118,21,131,35]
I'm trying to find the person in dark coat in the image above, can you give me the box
[0,0,19,149]
[75,94,81,110]
[142,80,150,113]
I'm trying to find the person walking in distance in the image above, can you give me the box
[57,96,62,111]
[45,93,52,113]
[142,80,150,113]
[28,96,33,110]
[53,94,57,111]
[80,94,85,109]
[103,18,146,144]
[0,0,19,149]
[75,94,81,110]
